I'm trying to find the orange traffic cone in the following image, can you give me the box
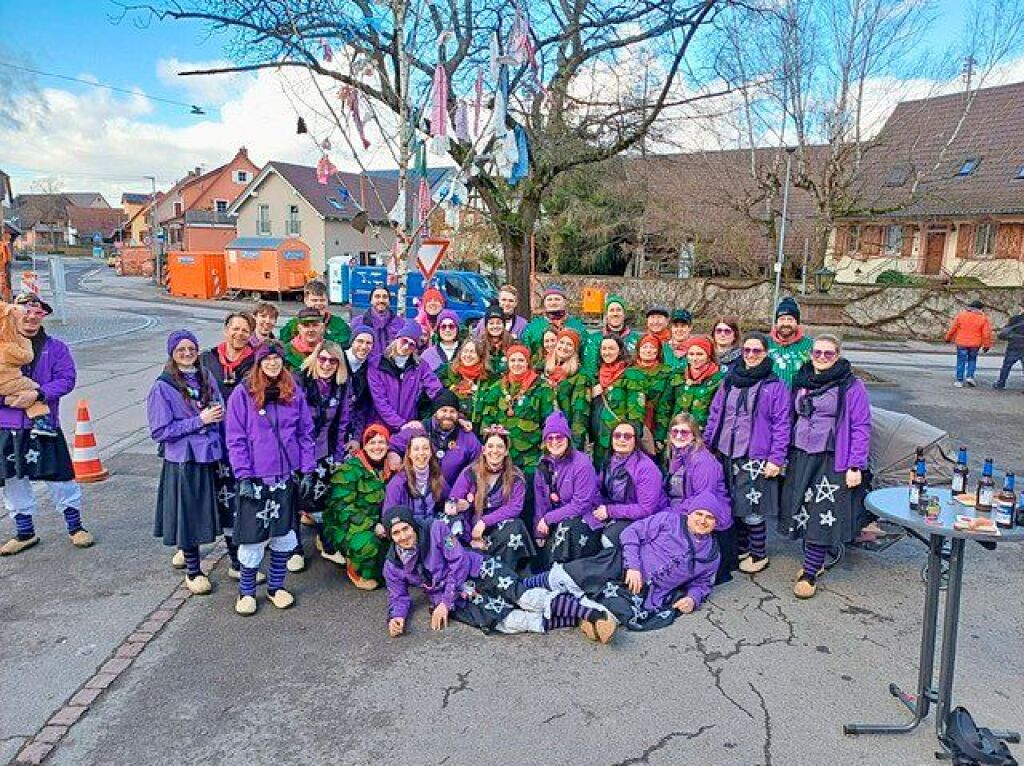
[72,400,108,483]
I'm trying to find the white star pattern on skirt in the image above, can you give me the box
[484,595,509,613]
[251,484,263,500]
[256,499,281,528]
[819,510,837,527]
[268,479,289,492]
[24,449,39,464]
[657,609,675,620]
[578,534,590,547]
[479,557,499,578]
[506,533,524,550]
[552,524,569,549]
[814,475,840,504]
[602,581,620,599]
[793,508,810,529]
[745,487,763,506]
[313,480,327,500]
[315,464,327,478]
[804,488,814,503]
[742,459,765,482]
[217,463,231,479]
[496,576,514,592]
[217,486,235,507]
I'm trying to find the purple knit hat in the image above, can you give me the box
[254,341,285,364]
[681,490,733,531]
[166,329,199,357]
[436,309,460,328]
[542,410,572,441]
[396,319,422,343]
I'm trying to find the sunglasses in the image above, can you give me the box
[439,322,458,331]
[812,349,838,360]
[742,347,766,357]
[612,431,635,441]
[545,433,568,443]
[316,354,340,365]
[670,426,692,436]
[714,326,735,335]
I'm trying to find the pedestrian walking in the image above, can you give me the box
[944,299,992,387]
[993,303,1023,390]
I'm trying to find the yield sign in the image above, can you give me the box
[416,238,450,281]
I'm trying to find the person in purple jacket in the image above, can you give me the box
[383,506,614,640]
[340,328,374,454]
[295,340,350,570]
[383,432,450,528]
[473,285,528,340]
[387,389,481,487]
[781,334,871,600]
[533,411,601,566]
[448,425,535,567]
[146,330,225,595]
[350,285,404,361]
[664,413,733,583]
[704,332,791,577]
[0,294,92,556]
[367,320,444,431]
[225,342,315,616]
[521,490,727,632]
[419,309,461,372]
[585,421,667,546]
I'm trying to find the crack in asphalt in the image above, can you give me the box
[749,682,774,766]
[440,670,473,709]
[692,631,754,720]
[609,724,715,766]
[542,711,567,725]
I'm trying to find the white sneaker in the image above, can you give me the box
[965,377,977,387]
[953,380,964,388]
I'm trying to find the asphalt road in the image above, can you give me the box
[2,260,1022,766]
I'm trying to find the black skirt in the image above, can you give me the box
[0,428,75,485]
[535,517,603,569]
[154,461,221,548]
[724,456,780,524]
[213,461,238,530]
[299,456,336,516]
[233,476,298,545]
[453,553,522,632]
[780,448,867,547]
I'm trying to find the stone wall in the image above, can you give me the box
[533,274,1024,340]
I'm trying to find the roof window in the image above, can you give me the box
[1015,164,1024,180]
[956,158,980,176]
[326,197,344,210]
[883,165,912,187]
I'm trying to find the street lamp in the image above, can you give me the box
[771,147,797,319]
[814,266,837,293]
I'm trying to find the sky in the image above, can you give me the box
[0,0,1020,207]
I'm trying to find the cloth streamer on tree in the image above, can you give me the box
[473,67,484,134]
[454,99,470,142]
[316,154,338,185]
[494,64,509,140]
[429,64,450,155]
[338,86,371,149]
[321,39,334,62]
[417,178,432,234]
[508,4,538,71]
[509,125,530,186]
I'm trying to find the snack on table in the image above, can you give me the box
[953,515,999,534]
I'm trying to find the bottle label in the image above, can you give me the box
[951,475,966,493]
[993,501,1013,527]
[978,487,995,508]
[909,486,920,506]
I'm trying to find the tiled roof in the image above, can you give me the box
[121,192,155,205]
[67,205,125,238]
[263,161,400,223]
[844,81,1024,219]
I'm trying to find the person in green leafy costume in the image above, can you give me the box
[476,344,554,477]
[440,338,493,428]
[480,304,513,376]
[588,335,647,466]
[669,336,725,428]
[632,333,674,453]
[322,423,394,590]
[540,328,591,450]
[582,293,639,375]
[663,309,693,371]
[520,285,588,358]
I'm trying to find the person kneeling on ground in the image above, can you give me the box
[520,491,728,632]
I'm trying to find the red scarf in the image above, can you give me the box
[291,335,315,356]
[505,367,539,393]
[217,342,254,374]
[598,360,628,389]
[546,365,569,386]
[451,360,484,396]
[650,327,671,343]
[686,361,720,385]
[770,326,805,347]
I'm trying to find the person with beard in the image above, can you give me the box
[225,342,315,615]
[283,308,326,371]
[366,321,444,431]
[631,333,674,456]
[780,335,871,599]
[249,302,279,348]
[480,303,514,376]
[541,328,590,450]
[323,423,395,589]
[669,336,724,429]
[474,284,528,339]
[442,338,491,426]
[704,333,790,577]
[588,335,645,466]
[663,309,693,371]
[388,390,481,487]
[767,297,813,388]
[339,328,374,454]
[279,279,351,348]
[521,285,588,357]
[0,294,93,556]
[351,285,405,361]
[420,309,462,373]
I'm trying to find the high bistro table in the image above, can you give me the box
[844,487,1023,757]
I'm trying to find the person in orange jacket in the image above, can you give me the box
[944,300,993,388]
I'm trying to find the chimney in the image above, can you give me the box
[194,167,202,176]
[238,146,248,157]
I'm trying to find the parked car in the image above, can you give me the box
[345,267,498,324]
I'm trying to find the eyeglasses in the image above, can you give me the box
[742,347,766,357]
[670,426,692,436]
[175,345,198,355]
[714,326,735,335]
[439,322,458,331]
[316,354,340,366]
[545,434,568,443]
[612,431,635,441]
[812,349,838,361]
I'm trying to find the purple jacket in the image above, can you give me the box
[704,378,791,465]
[420,343,459,372]
[449,464,526,528]
[665,445,732,529]
[390,419,481,486]
[225,385,316,480]
[793,377,872,472]
[382,471,450,525]
[367,356,444,430]
[384,519,483,619]
[342,354,373,444]
[533,449,599,534]
[299,376,349,463]
[351,309,404,361]
[620,510,719,610]
[146,378,223,464]
[474,314,528,339]
[586,450,667,529]
[0,334,75,430]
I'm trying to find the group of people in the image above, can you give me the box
[945,298,1024,391]
[144,277,875,643]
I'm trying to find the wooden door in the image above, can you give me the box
[923,232,945,275]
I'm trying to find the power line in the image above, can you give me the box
[0,61,207,114]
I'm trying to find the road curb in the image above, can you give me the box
[12,544,227,765]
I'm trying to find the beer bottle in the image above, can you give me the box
[909,447,924,486]
[951,447,969,495]
[909,453,928,514]
[994,472,1015,529]
[975,458,995,513]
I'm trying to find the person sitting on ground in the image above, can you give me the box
[945,299,993,388]
[0,301,58,438]
[279,279,351,348]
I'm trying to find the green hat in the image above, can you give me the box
[604,293,627,312]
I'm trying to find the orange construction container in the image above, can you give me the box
[581,286,605,314]
[167,251,227,299]
[225,237,311,298]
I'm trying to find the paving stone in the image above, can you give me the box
[47,705,86,727]
[148,609,175,625]
[84,673,118,690]
[15,742,54,765]
[115,642,145,659]
[126,631,155,644]
[34,725,68,745]
[99,657,132,675]
[69,686,104,706]
[159,596,186,610]
[137,619,164,634]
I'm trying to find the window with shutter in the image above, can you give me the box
[901,226,915,259]
[956,225,975,260]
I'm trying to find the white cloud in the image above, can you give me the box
[155,57,243,107]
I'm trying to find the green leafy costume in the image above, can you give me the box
[323,455,391,580]
[589,367,647,466]
[544,371,592,450]
[282,341,309,372]
[669,368,725,428]
[767,333,814,388]
[633,363,674,444]
[662,342,690,372]
[280,313,352,348]
[440,364,492,428]
[521,315,589,358]
[477,376,554,471]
